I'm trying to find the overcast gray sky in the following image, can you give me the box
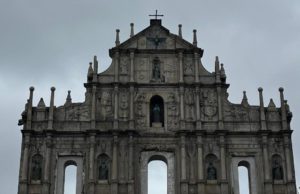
[0,0,299,193]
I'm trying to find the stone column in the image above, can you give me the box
[261,134,273,194]
[113,84,119,129]
[47,87,55,130]
[179,86,185,129]
[194,52,199,83]
[195,86,201,130]
[180,134,188,194]
[178,51,183,83]
[128,134,134,194]
[130,50,135,83]
[26,87,34,130]
[219,134,228,194]
[129,86,135,129]
[19,133,30,194]
[91,86,96,129]
[42,134,53,194]
[111,134,118,194]
[217,87,224,130]
[88,133,96,194]
[114,51,119,82]
[196,134,205,194]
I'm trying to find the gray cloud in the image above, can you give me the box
[0,0,299,193]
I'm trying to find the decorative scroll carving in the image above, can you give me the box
[200,89,217,120]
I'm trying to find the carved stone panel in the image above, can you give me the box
[185,89,195,121]
[100,91,113,120]
[119,57,129,75]
[166,93,179,129]
[65,104,90,121]
[135,93,147,127]
[163,58,177,83]
[200,89,218,120]
[135,58,149,83]
[183,57,194,75]
[119,90,129,120]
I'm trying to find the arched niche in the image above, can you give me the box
[150,95,164,127]
[272,154,284,181]
[205,154,218,181]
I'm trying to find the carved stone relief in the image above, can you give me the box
[119,90,129,120]
[135,58,149,82]
[163,58,176,83]
[100,91,113,120]
[183,58,194,75]
[65,104,89,121]
[135,93,146,127]
[120,57,129,74]
[185,89,195,121]
[200,89,218,120]
[166,93,179,129]
[224,104,249,121]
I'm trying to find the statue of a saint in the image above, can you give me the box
[273,160,283,180]
[31,156,42,181]
[207,162,217,180]
[153,104,161,122]
[99,160,109,180]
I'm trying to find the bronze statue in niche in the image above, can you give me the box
[207,162,217,180]
[152,57,161,80]
[98,154,109,180]
[31,154,43,181]
[272,155,283,180]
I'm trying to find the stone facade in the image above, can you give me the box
[17,19,297,194]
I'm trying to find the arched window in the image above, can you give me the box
[238,161,250,194]
[97,154,110,180]
[150,95,164,127]
[272,154,284,180]
[148,156,167,194]
[64,161,77,194]
[205,154,218,180]
[31,154,43,181]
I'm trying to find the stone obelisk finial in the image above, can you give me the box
[178,24,182,38]
[258,87,267,130]
[130,23,134,38]
[115,29,120,46]
[193,29,197,46]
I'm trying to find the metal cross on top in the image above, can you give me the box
[149,10,164,19]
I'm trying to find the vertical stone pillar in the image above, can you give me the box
[179,86,185,129]
[47,87,55,130]
[216,87,224,130]
[111,134,118,194]
[196,134,205,194]
[113,84,119,129]
[178,51,183,83]
[129,86,135,129]
[114,51,119,82]
[279,88,288,130]
[194,52,199,83]
[128,134,134,194]
[91,86,96,129]
[26,87,34,130]
[195,86,201,130]
[180,134,188,194]
[19,133,30,194]
[130,50,135,83]
[42,134,53,194]
[261,134,273,194]
[88,133,96,194]
[219,134,228,194]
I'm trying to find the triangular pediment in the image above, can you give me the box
[115,20,197,50]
